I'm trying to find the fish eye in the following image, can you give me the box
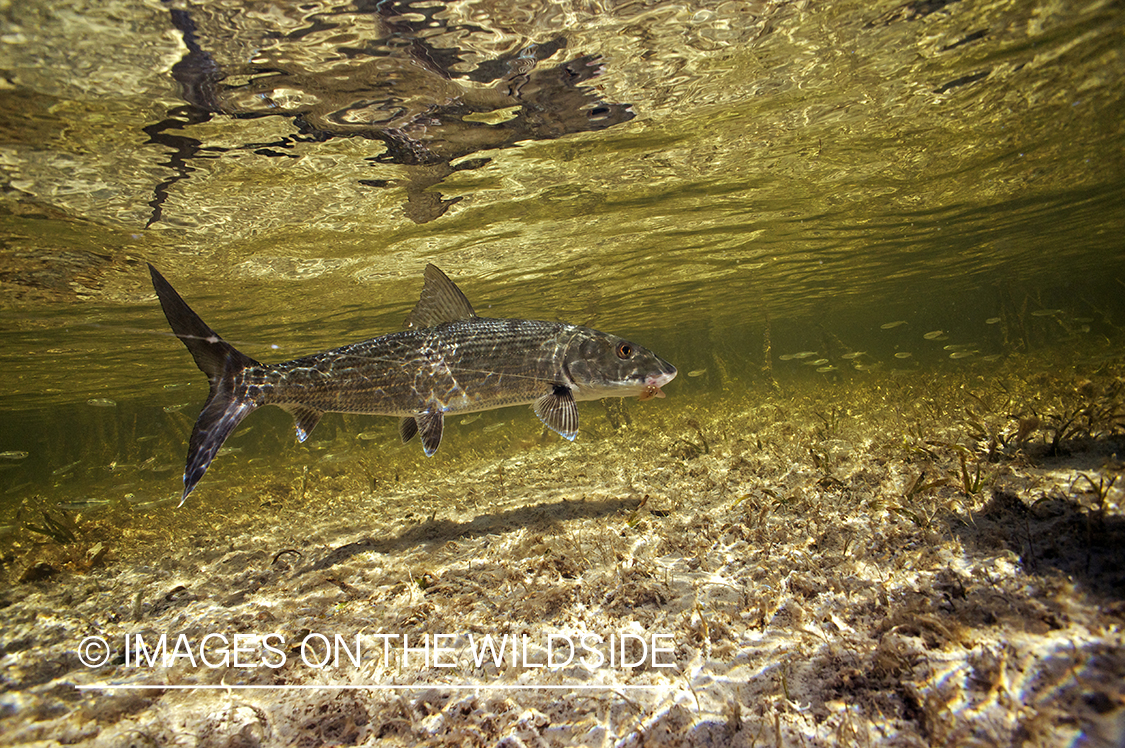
[616,342,633,359]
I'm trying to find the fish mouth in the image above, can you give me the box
[639,365,677,402]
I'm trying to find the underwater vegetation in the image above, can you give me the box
[1,337,1123,745]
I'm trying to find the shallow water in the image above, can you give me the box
[1,0,1124,745]
[2,0,1122,485]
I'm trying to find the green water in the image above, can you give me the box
[1,0,1124,511]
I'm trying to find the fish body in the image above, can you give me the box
[149,264,677,503]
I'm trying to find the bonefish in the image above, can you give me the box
[149,264,677,503]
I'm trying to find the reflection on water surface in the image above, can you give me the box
[149,1,636,224]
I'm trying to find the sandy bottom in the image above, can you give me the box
[2,352,1124,747]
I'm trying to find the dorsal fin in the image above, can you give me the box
[404,264,477,329]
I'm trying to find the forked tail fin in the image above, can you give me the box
[149,264,261,504]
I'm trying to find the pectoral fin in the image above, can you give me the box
[534,386,578,441]
[280,404,323,442]
[415,407,445,456]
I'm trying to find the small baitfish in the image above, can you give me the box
[150,264,677,504]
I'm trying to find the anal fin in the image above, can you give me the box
[534,385,578,441]
[280,404,324,443]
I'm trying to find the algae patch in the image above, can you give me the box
[1,350,1123,746]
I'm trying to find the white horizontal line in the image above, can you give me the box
[76,684,672,691]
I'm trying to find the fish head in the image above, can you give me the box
[564,328,677,402]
